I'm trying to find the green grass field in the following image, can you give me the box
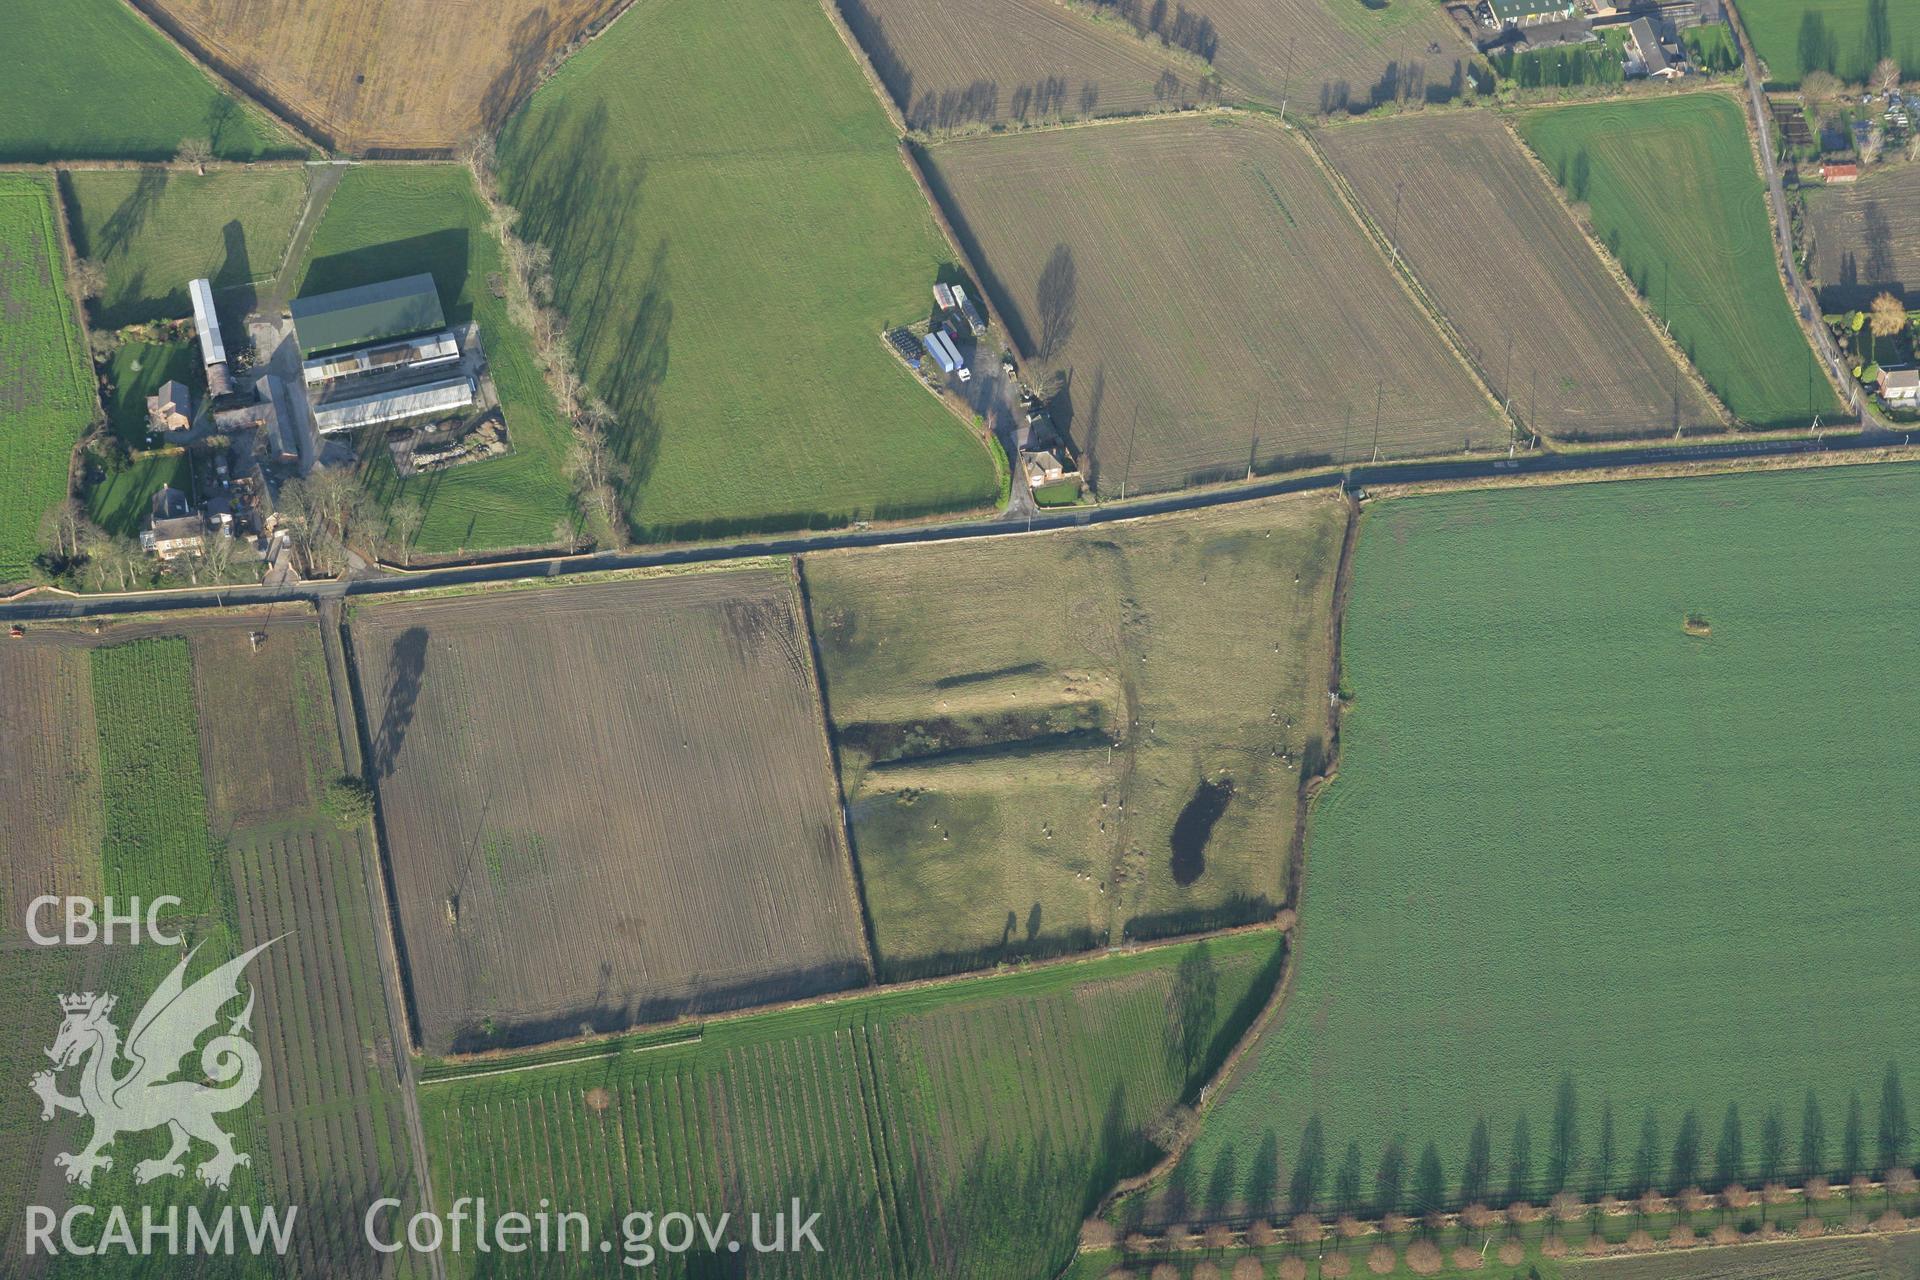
[65,167,306,328]
[1180,466,1920,1220]
[87,451,191,538]
[1520,94,1841,429]
[0,0,299,162]
[1739,0,1915,86]
[100,339,198,444]
[294,165,575,555]
[496,0,997,541]
[0,176,95,583]
[421,930,1284,1279]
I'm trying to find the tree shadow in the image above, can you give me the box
[370,626,428,780]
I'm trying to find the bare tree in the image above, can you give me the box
[1801,70,1841,121]
[1874,58,1902,94]
[73,258,106,299]
[386,499,424,567]
[1861,124,1886,164]
[1036,243,1078,361]
[176,137,213,175]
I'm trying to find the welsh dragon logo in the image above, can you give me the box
[30,938,278,1190]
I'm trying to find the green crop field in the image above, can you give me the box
[420,930,1285,1279]
[1179,466,1920,1222]
[496,0,997,541]
[1520,94,1840,429]
[0,0,299,162]
[803,495,1346,980]
[0,176,96,584]
[1739,0,1915,86]
[65,166,306,327]
[294,164,575,555]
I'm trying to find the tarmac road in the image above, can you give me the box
[1,427,1901,623]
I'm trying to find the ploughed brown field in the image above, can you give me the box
[349,570,869,1055]
[143,0,625,151]
[922,113,1500,495]
[838,0,1212,132]
[1320,111,1723,439]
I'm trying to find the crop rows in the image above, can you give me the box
[421,933,1282,1279]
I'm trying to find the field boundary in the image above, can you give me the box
[111,0,325,156]
[1290,118,1521,445]
[817,0,908,134]
[34,171,107,512]
[787,555,879,987]
[897,138,1034,372]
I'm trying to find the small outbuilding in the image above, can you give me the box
[1479,0,1577,27]
[1820,162,1860,183]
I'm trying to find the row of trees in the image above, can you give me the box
[463,134,618,550]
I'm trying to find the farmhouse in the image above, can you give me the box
[1821,162,1860,183]
[140,487,207,558]
[1627,18,1679,78]
[1881,368,1919,408]
[146,379,192,434]
[289,274,480,437]
[1479,0,1577,27]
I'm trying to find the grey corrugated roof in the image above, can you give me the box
[291,273,446,356]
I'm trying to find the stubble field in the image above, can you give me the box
[495,0,997,542]
[923,115,1500,494]
[64,165,307,328]
[1180,466,1920,1221]
[143,0,625,152]
[349,571,870,1055]
[1185,0,1469,114]
[803,494,1346,979]
[840,0,1212,132]
[1518,94,1842,428]
[1804,163,1920,313]
[1320,111,1722,439]
[421,930,1285,1280]
[0,176,96,584]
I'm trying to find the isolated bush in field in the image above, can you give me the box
[1151,1264,1179,1280]
[1804,1176,1832,1203]
[1460,1203,1495,1231]
[1336,1215,1367,1239]
[1668,1222,1695,1246]
[1290,1213,1324,1245]
[1247,1220,1277,1248]
[1638,1190,1669,1217]
[1204,1223,1233,1252]
[1625,1229,1655,1252]
[1851,1175,1876,1198]
[1887,1168,1918,1197]
[1404,1239,1442,1275]
[1366,1243,1397,1274]
[1083,1219,1117,1249]
[1232,1257,1264,1280]
[1277,1258,1307,1280]
[1192,1262,1222,1280]
[1676,1186,1709,1214]
[1506,1199,1542,1225]
[1598,1194,1626,1217]
[1549,1190,1584,1222]
[1583,1232,1608,1257]
[1722,1183,1753,1210]
[1874,1209,1907,1232]
[1322,1252,1352,1277]
[1711,1223,1740,1245]
[324,774,375,823]
[1498,1238,1525,1265]
[1797,1215,1824,1238]
[1451,1244,1484,1269]
[1382,1213,1412,1237]
[1540,1233,1568,1258]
